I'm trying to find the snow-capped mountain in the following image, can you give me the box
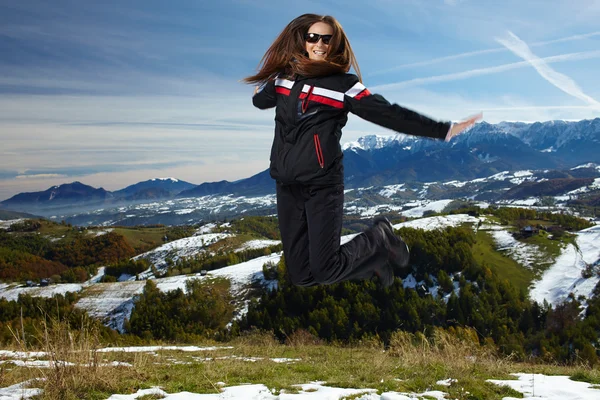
[342,134,414,151]
[516,119,600,151]
[342,119,599,187]
[113,177,195,199]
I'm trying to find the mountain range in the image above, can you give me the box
[0,178,195,214]
[1,118,599,219]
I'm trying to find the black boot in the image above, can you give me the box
[373,216,410,270]
[373,259,395,288]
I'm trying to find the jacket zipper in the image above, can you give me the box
[302,85,314,114]
[313,134,325,168]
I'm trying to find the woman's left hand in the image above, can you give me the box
[446,113,483,142]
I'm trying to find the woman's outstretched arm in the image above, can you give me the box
[344,76,481,140]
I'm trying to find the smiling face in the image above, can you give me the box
[305,21,333,61]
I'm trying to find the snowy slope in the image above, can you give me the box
[488,229,540,269]
[0,219,25,230]
[132,233,233,269]
[529,225,600,306]
[0,283,85,302]
[74,253,284,332]
[401,200,455,218]
[394,214,480,231]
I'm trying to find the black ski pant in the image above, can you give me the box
[276,181,387,286]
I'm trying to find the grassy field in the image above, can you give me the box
[472,230,534,293]
[36,219,81,241]
[2,325,599,400]
[112,226,171,253]
[9,219,187,254]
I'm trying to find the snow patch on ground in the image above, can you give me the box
[97,345,234,353]
[401,199,454,218]
[471,171,511,182]
[195,223,217,234]
[208,253,281,294]
[0,379,42,399]
[87,228,113,236]
[571,163,598,170]
[346,203,404,217]
[506,198,539,206]
[395,214,480,231]
[6,372,597,400]
[488,373,600,400]
[488,230,540,269]
[133,233,232,268]
[378,184,406,197]
[75,281,144,332]
[444,180,468,187]
[0,283,84,302]
[86,267,105,284]
[0,219,25,230]
[529,225,600,306]
[235,239,281,252]
[174,208,195,215]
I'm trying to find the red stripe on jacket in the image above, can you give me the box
[299,93,344,109]
[354,89,371,100]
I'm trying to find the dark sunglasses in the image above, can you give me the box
[304,33,333,45]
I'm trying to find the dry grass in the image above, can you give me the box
[381,327,526,398]
[284,329,324,347]
[38,319,122,399]
[6,317,148,400]
[1,326,598,399]
[388,327,497,367]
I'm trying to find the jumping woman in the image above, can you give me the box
[244,14,481,288]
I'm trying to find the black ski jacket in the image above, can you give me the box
[253,72,451,186]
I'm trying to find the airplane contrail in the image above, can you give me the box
[372,49,600,90]
[370,30,600,76]
[495,31,600,109]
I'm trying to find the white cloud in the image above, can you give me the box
[495,31,600,109]
[15,174,67,180]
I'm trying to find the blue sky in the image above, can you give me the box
[1,0,599,200]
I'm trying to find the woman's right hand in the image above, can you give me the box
[253,86,260,95]
[446,113,483,142]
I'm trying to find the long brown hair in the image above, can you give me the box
[244,14,362,85]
